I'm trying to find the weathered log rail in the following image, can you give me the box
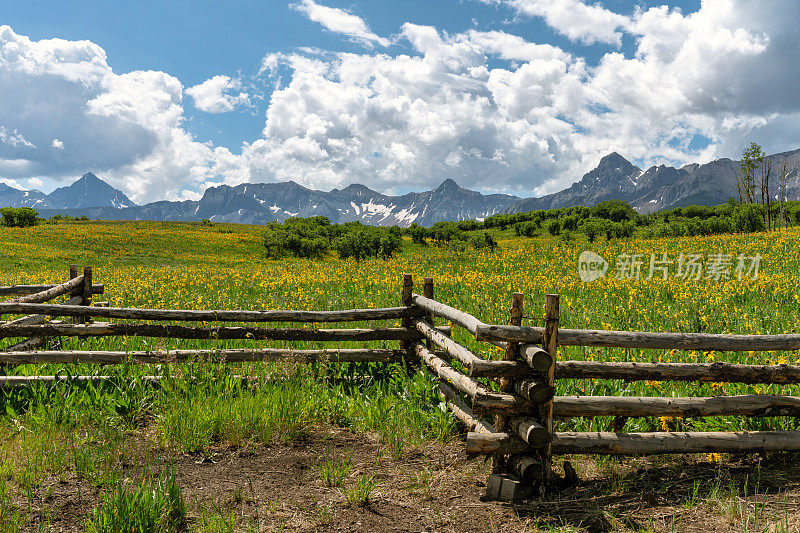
[0,302,422,323]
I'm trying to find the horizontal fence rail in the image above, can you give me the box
[0,375,163,389]
[0,323,451,343]
[5,276,85,305]
[0,348,405,365]
[553,395,800,418]
[0,283,104,297]
[555,360,800,384]
[0,303,422,323]
[476,326,800,352]
[467,431,800,456]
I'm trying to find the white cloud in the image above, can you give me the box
[186,75,251,113]
[51,138,64,150]
[494,0,630,46]
[0,25,217,203]
[0,177,23,189]
[292,0,390,48]
[0,125,35,148]
[26,177,43,189]
[229,1,800,196]
[465,30,570,63]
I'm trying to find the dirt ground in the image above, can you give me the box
[16,426,800,532]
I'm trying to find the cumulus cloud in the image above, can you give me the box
[0,177,23,189]
[186,75,251,113]
[27,177,43,189]
[0,24,216,202]
[292,0,390,48]
[487,0,630,46]
[0,125,35,148]
[465,30,570,63]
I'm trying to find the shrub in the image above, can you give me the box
[429,221,465,244]
[406,223,428,245]
[546,219,561,236]
[0,207,38,227]
[264,217,401,261]
[514,221,539,237]
[333,225,401,261]
[733,204,766,233]
[470,232,498,251]
[591,200,637,222]
[561,215,579,232]
[582,218,606,242]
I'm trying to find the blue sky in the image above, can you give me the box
[1,0,798,202]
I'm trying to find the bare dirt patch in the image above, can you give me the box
[11,427,800,531]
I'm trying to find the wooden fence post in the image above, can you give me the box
[423,277,434,351]
[82,267,93,303]
[540,294,559,489]
[69,264,80,324]
[493,292,524,473]
[401,274,414,359]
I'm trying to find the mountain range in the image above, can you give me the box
[4,148,800,226]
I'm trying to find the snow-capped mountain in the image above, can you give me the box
[504,148,800,215]
[0,172,135,210]
[46,172,135,209]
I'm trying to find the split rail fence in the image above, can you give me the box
[4,268,800,495]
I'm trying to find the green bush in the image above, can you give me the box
[514,221,539,237]
[406,223,429,245]
[591,200,637,222]
[733,204,765,233]
[470,232,498,251]
[546,219,561,236]
[561,215,579,231]
[263,217,402,260]
[333,225,401,260]
[0,207,38,227]
[429,221,465,244]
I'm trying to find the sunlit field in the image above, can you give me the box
[2,219,800,530]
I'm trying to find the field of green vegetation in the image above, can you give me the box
[2,218,800,531]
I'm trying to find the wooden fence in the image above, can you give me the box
[4,268,800,498]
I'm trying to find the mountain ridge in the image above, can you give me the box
[5,148,800,226]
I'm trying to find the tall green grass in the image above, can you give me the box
[85,471,185,533]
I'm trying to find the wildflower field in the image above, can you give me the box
[2,219,800,531]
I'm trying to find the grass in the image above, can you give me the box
[342,470,379,506]
[85,471,186,533]
[318,447,353,487]
[3,219,800,528]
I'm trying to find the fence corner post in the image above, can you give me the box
[540,294,559,492]
[491,291,524,475]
